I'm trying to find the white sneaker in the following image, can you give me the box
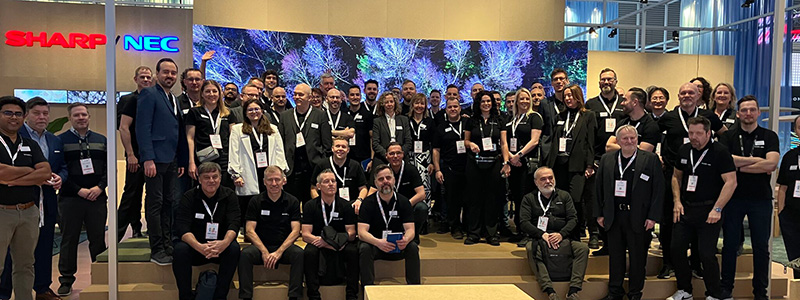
[705,296,721,300]
[666,290,693,300]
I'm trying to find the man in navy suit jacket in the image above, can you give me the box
[136,58,188,266]
[0,97,68,300]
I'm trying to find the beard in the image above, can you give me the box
[539,185,555,195]
[601,86,613,94]
[380,185,393,195]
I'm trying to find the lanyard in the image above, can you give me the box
[327,110,342,129]
[395,161,405,190]
[718,109,728,121]
[387,115,396,139]
[252,133,265,151]
[537,192,552,216]
[201,199,218,220]
[376,193,398,229]
[70,128,91,159]
[599,94,619,116]
[678,108,699,133]
[618,151,637,178]
[626,119,641,130]
[479,117,494,139]
[321,199,336,226]
[293,110,308,132]
[511,114,526,137]
[204,107,221,134]
[553,100,561,115]
[0,136,21,165]
[412,118,424,139]
[564,111,580,136]
[329,157,348,185]
[448,121,463,139]
[739,133,753,157]
[689,146,710,174]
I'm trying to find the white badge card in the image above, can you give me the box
[80,158,95,175]
[349,136,356,146]
[794,180,800,198]
[295,132,306,147]
[389,210,398,217]
[339,187,351,200]
[414,141,423,153]
[456,141,466,154]
[205,222,219,240]
[687,175,699,192]
[481,137,493,151]
[195,213,205,219]
[605,118,616,133]
[261,210,270,216]
[256,152,269,168]
[382,230,391,239]
[537,216,549,231]
[655,143,662,156]
[210,134,223,149]
[559,137,567,152]
[614,180,627,197]
[510,138,518,152]
[683,137,690,144]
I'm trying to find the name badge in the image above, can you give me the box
[557,121,565,126]
[687,175,698,192]
[396,126,403,130]
[295,132,306,147]
[339,187,350,200]
[599,112,609,118]
[680,159,688,164]
[445,127,453,132]
[456,141,466,154]
[791,165,798,171]
[210,134,223,149]
[420,124,427,129]
[683,137,690,144]
[20,146,31,152]
[794,180,800,198]
[559,137,567,152]
[537,216,549,231]
[205,222,219,240]
[414,141,423,153]
[754,140,765,146]
[256,152,268,168]
[481,137,493,151]
[614,180,627,197]
[354,114,362,120]
[80,158,95,175]
[182,109,190,115]
[311,123,319,129]
[349,136,356,146]
[389,210,398,216]
[195,213,205,219]
[382,230,392,239]
[605,118,616,133]
[261,210,270,216]
[510,138,518,152]
[640,173,650,181]
[331,212,340,218]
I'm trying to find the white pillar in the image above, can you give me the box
[104,0,118,299]
[768,1,786,298]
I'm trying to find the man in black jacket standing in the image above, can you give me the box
[595,125,664,300]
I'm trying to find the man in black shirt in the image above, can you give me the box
[177,68,202,114]
[668,116,736,300]
[326,88,356,141]
[117,66,152,240]
[172,162,240,300]
[364,80,380,114]
[400,80,416,115]
[0,96,52,300]
[222,82,239,107]
[776,116,800,280]
[369,144,426,243]
[428,89,446,126]
[432,98,468,238]
[358,164,420,287]
[239,166,303,300]
[717,96,779,300]
[311,138,368,209]
[346,85,374,166]
[606,88,661,153]
[303,170,359,300]
[539,68,570,164]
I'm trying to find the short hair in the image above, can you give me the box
[491,91,501,97]
[224,82,238,89]
[332,136,350,145]
[627,87,647,107]
[550,68,568,79]
[387,142,403,152]
[648,87,670,102]
[0,96,26,114]
[180,68,202,90]
[599,68,617,80]
[615,124,639,137]
[311,87,324,96]
[365,79,379,88]
[687,116,711,132]
[430,89,441,96]
[66,102,88,115]
[321,73,334,81]
[710,83,737,112]
[446,84,459,91]
[261,69,279,80]
[737,95,758,108]
[134,66,152,77]
[402,79,415,87]
[348,85,361,92]
[25,97,49,111]
[242,83,259,93]
[247,77,264,86]
[505,92,516,98]
[316,168,336,184]
[155,57,177,73]
[373,164,393,180]
[264,165,286,178]
[197,162,222,176]
[534,166,554,180]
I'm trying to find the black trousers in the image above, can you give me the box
[172,240,240,300]
[721,197,772,298]
[304,243,359,300]
[118,166,145,240]
[659,165,675,266]
[606,211,648,299]
[238,244,304,299]
[57,196,107,286]
[145,161,177,255]
[553,158,585,240]
[779,209,800,279]
[442,166,467,232]
[671,205,722,298]
[287,170,312,204]
[465,159,502,240]
[508,164,535,230]
[358,241,420,286]
[238,195,256,227]
[583,175,599,238]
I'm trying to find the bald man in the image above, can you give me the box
[278,83,333,204]
[326,88,356,140]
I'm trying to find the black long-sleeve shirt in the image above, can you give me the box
[519,188,577,239]
[58,130,108,200]
[175,186,241,242]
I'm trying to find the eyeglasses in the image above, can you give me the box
[247,108,262,113]
[1,111,24,118]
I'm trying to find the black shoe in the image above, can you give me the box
[464,237,479,245]
[592,247,609,256]
[150,252,173,266]
[719,289,733,300]
[517,236,531,248]
[598,295,623,300]
[487,236,500,246]
[56,284,72,296]
[451,230,464,240]
[131,230,144,238]
[498,226,514,237]
[588,235,600,249]
[657,265,673,279]
[436,224,450,234]
[420,223,429,235]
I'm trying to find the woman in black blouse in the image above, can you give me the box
[501,88,543,243]
[546,84,596,240]
[186,80,233,188]
[463,90,508,246]
[709,83,738,129]
[407,93,436,217]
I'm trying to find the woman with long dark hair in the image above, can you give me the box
[691,77,712,109]
[186,80,233,187]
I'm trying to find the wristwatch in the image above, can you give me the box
[714,207,722,213]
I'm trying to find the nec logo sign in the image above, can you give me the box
[4,31,179,52]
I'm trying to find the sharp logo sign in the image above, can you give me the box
[4,30,180,52]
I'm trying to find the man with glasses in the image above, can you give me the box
[539,68,570,164]
[230,84,262,125]
[177,68,203,115]
[222,82,239,107]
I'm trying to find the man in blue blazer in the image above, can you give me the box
[0,97,68,300]
[136,58,189,266]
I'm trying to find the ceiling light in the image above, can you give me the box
[608,28,618,38]
[672,30,680,42]
[589,27,598,39]
[742,0,754,8]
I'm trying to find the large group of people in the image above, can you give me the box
[0,53,797,300]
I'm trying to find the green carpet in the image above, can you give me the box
[96,237,152,262]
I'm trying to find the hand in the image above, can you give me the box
[510,154,522,166]
[78,188,90,199]
[351,199,362,214]
[597,217,604,228]
[435,170,444,184]
[207,240,229,257]
[311,236,332,249]
[501,164,511,177]
[377,239,396,253]
[427,164,434,175]
[469,142,480,153]
[234,177,245,187]
[263,251,282,269]
[50,173,62,190]
[673,202,685,223]
[706,210,722,224]
[585,166,595,178]
[195,243,214,259]
[126,154,139,172]
[396,236,410,250]
[201,50,215,61]
[461,114,470,119]
[645,219,656,231]
[144,160,157,178]
[188,163,198,180]
[86,186,103,201]
[547,233,562,249]
[366,160,373,172]
[178,167,185,178]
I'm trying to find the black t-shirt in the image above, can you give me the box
[718,126,779,200]
[433,119,468,172]
[658,107,724,166]
[0,133,47,205]
[245,192,302,246]
[302,196,357,235]
[777,147,800,214]
[177,93,196,115]
[119,91,140,158]
[175,186,241,242]
[615,114,661,149]
[465,115,503,157]
[369,162,423,199]
[409,117,436,152]
[357,193,414,237]
[311,158,367,201]
[504,112,544,157]
[429,109,446,127]
[718,109,738,128]
[614,153,636,205]
[346,105,375,162]
[586,94,625,160]
[326,109,356,132]
[185,107,232,164]
[675,141,736,206]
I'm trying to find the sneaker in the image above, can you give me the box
[666,290,692,300]
[131,230,145,238]
[704,296,720,300]
[150,252,173,266]
[548,293,563,300]
[487,236,500,246]
[35,289,62,300]
[592,247,609,256]
[451,230,464,240]
[588,235,600,249]
[657,265,673,279]
[566,293,581,300]
[56,284,72,297]
[719,289,733,300]
[517,236,531,248]
[464,237,479,245]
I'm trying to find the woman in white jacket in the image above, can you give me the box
[229,99,288,218]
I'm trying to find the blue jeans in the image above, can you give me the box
[720,197,772,298]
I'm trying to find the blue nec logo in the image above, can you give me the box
[122,35,179,52]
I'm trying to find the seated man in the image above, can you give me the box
[358,164,420,287]
[239,166,303,300]
[521,167,589,300]
[173,162,241,300]
[303,170,359,300]
[310,137,368,212]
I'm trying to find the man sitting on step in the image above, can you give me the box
[520,167,589,300]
